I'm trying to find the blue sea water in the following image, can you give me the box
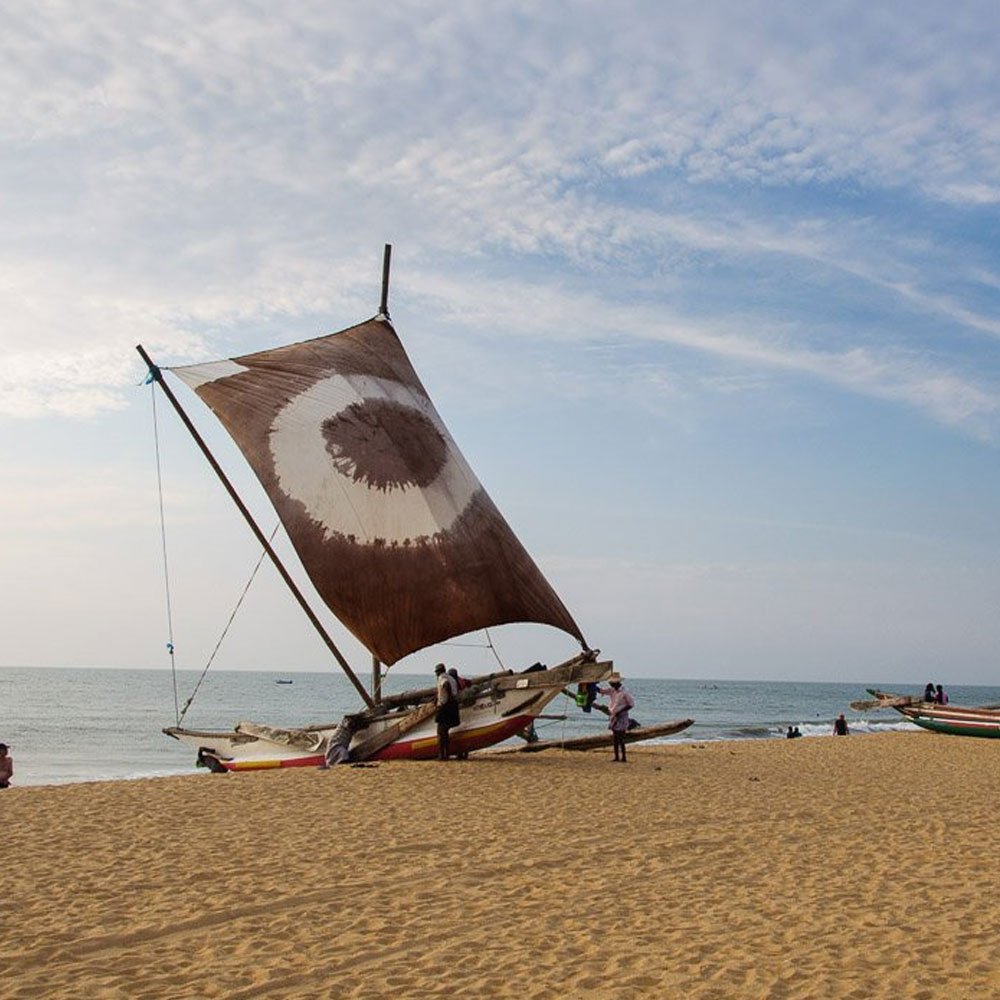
[2,666,998,787]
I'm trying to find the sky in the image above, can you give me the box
[2,1,1000,687]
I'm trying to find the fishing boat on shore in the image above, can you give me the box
[852,689,1000,739]
[142,247,627,771]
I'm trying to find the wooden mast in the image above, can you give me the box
[371,242,392,706]
[136,343,376,710]
[379,243,392,318]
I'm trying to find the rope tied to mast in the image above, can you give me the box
[150,383,180,726]
[177,524,279,725]
[149,366,283,725]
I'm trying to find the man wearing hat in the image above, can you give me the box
[434,664,460,760]
[597,674,635,763]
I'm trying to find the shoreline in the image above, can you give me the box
[4,731,999,999]
[5,724,914,790]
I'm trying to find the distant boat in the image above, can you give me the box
[275,679,294,685]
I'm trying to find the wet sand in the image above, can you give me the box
[2,732,999,999]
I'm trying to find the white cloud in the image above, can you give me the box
[0,0,997,435]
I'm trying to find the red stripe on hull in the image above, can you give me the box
[372,715,533,760]
[219,715,534,770]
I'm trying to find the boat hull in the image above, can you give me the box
[859,690,1000,739]
[900,705,1000,739]
[218,714,539,769]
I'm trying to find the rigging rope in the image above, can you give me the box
[177,524,280,725]
[151,385,180,726]
[441,628,506,669]
[482,627,506,671]
[150,378,279,727]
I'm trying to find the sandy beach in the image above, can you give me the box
[2,732,999,999]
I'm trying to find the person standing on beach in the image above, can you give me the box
[0,743,12,788]
[833,714,849,736]
[434,664,459,760]
[924,682,936,703]
[598,674,635,762]
[935,684,949,705]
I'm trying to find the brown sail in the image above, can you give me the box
[169,317,585,665]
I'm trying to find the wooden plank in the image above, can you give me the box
[360,656,610,713]
[491,660,611,692]
[349,700,439,762]
[371,670,511,712]
[850,689,920,711]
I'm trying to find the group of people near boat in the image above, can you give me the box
[434,664,636,762]
[923,682,948,704]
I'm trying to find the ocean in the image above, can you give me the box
[2,666,997,787]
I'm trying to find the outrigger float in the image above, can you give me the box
[144,247,682,772]
[852,689,1000,739]
[498,717,694,754]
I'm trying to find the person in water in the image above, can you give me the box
[833,713,849,736]
[434,664,460,760]
[0,743,12,788]
[597,674,635,762]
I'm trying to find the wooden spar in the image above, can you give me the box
[137,344,376,711]
[363,653,607,715]
[368,668,512,713]
[379,243,392,317]
[372,655,382,705]
[350,699,438,762]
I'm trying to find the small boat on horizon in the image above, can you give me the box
[274,679,293,685]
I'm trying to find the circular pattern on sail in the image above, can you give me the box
[269,374,479,544]
[321,399,448,491]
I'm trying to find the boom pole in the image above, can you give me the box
[379,243,392,318]
[136,343,376,710]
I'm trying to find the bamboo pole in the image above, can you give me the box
[379,244,392,317]
[372,655,383,705]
